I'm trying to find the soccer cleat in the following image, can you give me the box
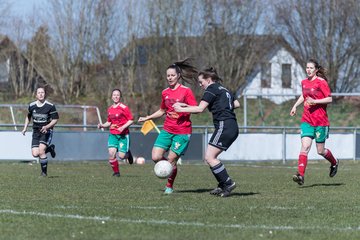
[210,187,223,195]
[46,144,56,158]
[127,150,134,165]
[219,182,236,198]
[112,172,120,177]
[329,159,339,177]
[292,173,304,185]
[41,172,47,177]
[164,187,174,194]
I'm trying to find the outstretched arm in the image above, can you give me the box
[173,101,209,113]
[138,108,166,122]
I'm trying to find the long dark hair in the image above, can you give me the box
[167,58,198,85]
[308,59,328,81]
[198,67,222,83]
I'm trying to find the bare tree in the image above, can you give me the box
[271,0,360,92]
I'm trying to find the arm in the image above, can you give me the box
[98,121,111,129]
[233,99,240,109]
[290,95,304,116]
[116,119,134,132]
[305,96,332,105]
[138,108,166,122]
[173,101,209,113]
[40,119,58,133]
[21,115,31,136]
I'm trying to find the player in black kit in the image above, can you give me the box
[22,87,59,176]
[173,67,240,197]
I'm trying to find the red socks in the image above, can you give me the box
[323,149,337,165]
[109,158,119,174]
[298,152,308,176]
[166,165,177,188]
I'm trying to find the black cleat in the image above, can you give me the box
[112,172,120,177]
[46,144,56,158]
[293,173,304,185]
[219,182,236,198]
[329,160,339,177]
[127,150,134,165]
[210,187,223,195]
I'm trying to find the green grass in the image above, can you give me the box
[0,160,360,240]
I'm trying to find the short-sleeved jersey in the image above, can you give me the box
[301,77,331,126]
[201,83,237,123]
[107,103,133,135]
[27,100,59,129]
[160,84,197,134]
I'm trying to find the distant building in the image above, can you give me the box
[116,34,305,104]
[237,36,305,104]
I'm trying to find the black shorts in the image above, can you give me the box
[209,119,239,150]
[31,128,54,148]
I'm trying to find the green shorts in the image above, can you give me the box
[108,134,130,153]
[300,122,329,143]
[154,130,191,156]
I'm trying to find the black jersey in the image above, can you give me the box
[27,100,59,129]
[202,83,237,122]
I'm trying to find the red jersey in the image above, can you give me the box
[161,84,197,134]
[301,77,331,126]
[107,103,133,135]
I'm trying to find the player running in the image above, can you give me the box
[98,88,134,177]
[138,58,198,194]
[22,86,59,176]
[173,67,240,197]
[290,59,339,185]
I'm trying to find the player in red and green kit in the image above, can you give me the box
[290,59,339,185]
[138,58,198,194]
[98,89,134,177]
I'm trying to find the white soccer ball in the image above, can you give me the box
[136,157,145,165]
[154,160,173,179]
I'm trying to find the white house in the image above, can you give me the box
[239,39,306,104]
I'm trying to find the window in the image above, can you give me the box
[282,64,291,88]
[261,63,271,88]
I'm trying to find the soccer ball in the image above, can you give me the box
[136,157,145,164]
[154,160,173,179]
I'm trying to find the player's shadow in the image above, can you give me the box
[177,188,260,197]
[300,183,344,188]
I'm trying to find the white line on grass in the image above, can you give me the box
[1,209,360,232]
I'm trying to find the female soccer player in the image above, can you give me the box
[173,67,240,197]
[98,88,134,177]
[138,58,198,194]
[290,59,339,185]
[21,86,59,176]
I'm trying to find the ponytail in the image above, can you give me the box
[308,59,328,81]
[167,58,198,85]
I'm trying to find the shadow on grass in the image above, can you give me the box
[177,188,260,197]
[301,183,344,188]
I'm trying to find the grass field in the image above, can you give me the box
[0,160,360,240]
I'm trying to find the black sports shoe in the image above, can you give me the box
[292,173,304,185]
[219,182,236,198]
[329,160,339,177]
[127,150,134,165]
[210,187,223,195]
[46,144,56,158]
[112,172,120,177]
[41,172,47,177]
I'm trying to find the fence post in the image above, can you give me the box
[282,128,286,164]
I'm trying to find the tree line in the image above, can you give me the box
[0,0,359,118]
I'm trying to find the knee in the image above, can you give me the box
[151,154,163,163]
[318,150,326,156]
